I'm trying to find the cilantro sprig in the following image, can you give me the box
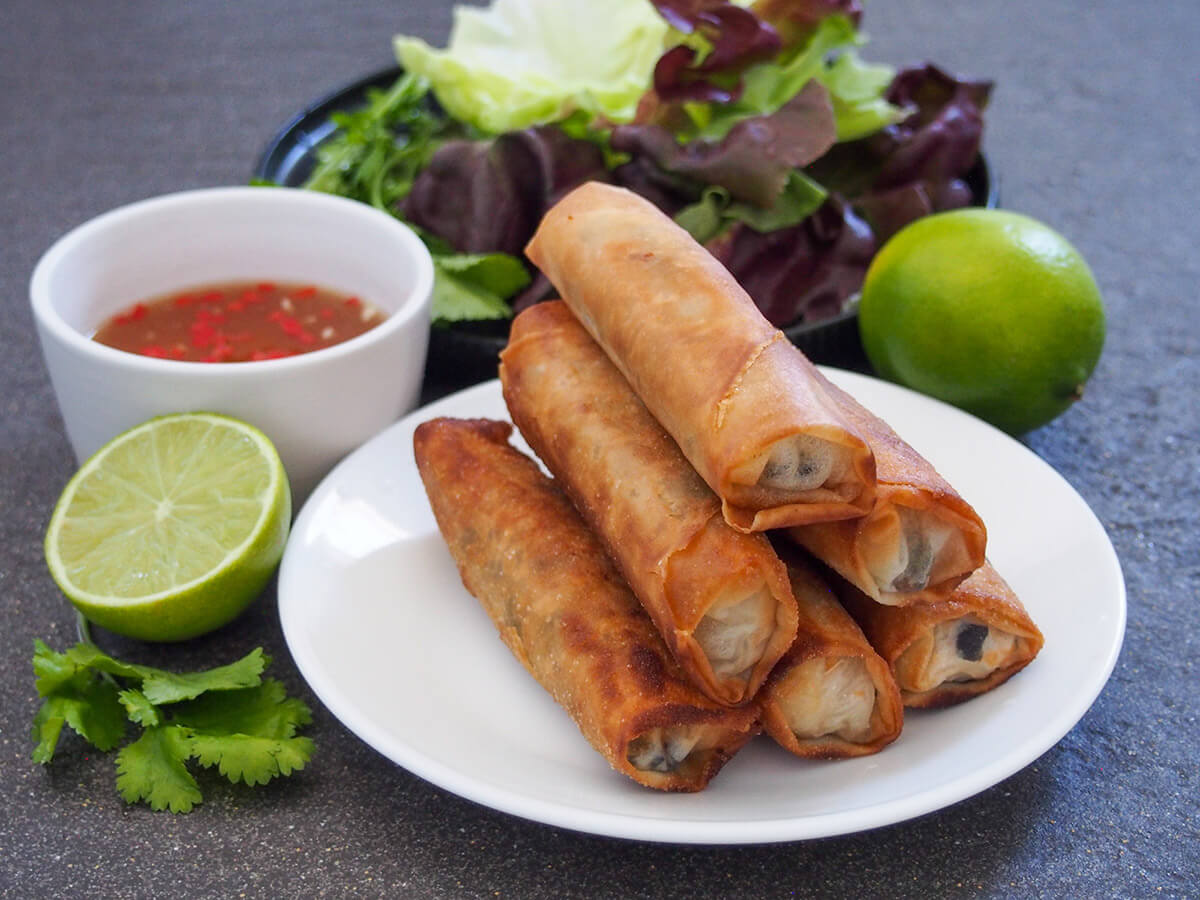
[295,72,531,324]
[31,639,314,813]
[304,71,450,213]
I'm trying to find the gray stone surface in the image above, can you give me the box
[1,1,1195,897]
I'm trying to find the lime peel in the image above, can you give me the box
[45,413,292,642]
[858,208,1106,435]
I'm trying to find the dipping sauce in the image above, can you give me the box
[92,281,384,362]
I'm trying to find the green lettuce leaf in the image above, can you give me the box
[683,14,859,139]
[675,169,827,243]
[819,49,910,141]
[394,0,671,134]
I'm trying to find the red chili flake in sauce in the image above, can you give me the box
[92,281,385,363]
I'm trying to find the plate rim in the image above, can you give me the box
[278,372,1126,844]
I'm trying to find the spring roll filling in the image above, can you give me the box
[868,506,961,595]
[775,656,878,743]
[735,435,851,493]
[898,616,1024,691]
[692,583,775,681]
[627,725,718,774]
[663,513,789,693]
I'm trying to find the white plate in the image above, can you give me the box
[278,371,1125,844]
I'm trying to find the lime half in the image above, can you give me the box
[45,413,292,642]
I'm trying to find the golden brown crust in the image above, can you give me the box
[788,372,987,605]
[525,182,875,532]
[758,553,903,758]
[834,560,1044,708]
[413,416,759,791]
[500,301,798,706]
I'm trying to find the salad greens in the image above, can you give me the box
[395,0,671,134]
[661,14,904,142]
[301,0,991,328]
[821,49,905,142]
[429,251,533,322]
[303,72,449,212]
[303,73,532,322]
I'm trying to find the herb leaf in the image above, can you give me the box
[31,701,68,764]
[304,72,452,214]
[176,680,314,786]
[31,642,127,754]
[137,649,268,704]
[190,733,316,787]
[116,726,204,813]
[118,689,162,727]
[431,253,531,322]
[31,641,313,813]
[32,639,85,696]
[172,679,312,738]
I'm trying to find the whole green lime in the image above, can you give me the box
[858,208,1105,434]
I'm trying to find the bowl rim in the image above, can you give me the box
[30,186,435,377]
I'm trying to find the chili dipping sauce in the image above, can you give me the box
[92,281,385,362]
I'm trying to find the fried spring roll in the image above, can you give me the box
[836,561,1044,708]
[758,553,903,758]
[413,417,759,791]
[525,182,875,533]
[788,374,987,605]
[500,301,798,706]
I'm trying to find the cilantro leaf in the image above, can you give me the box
[431,252,530,323]
[174,681,315,787]
[33,640,127,758]
[64,644,268,704]
[30,641,314,812]
[137,649,268,705]
[30,643,127,759]
[304,72,452,213]
[32,639,83,696]
[62,677,128,751]
[118,689,162,727]
[190,733,315,787]
[31,700,67,764]
[116,726,203,814]
[172,679,312,739]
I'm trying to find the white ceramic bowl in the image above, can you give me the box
[31,186,434,502]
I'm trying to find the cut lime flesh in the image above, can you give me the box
[45,413,291,642]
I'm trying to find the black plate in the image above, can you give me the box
[255,66,997,385]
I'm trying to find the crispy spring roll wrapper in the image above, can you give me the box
[758,553,903,759]
[835,560,1044,708]
[413,417,760,791]
[500,301,799,706]
[788,374,987,606]
[525,182,875,533]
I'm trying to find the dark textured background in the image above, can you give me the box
[2,1,1196,897]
